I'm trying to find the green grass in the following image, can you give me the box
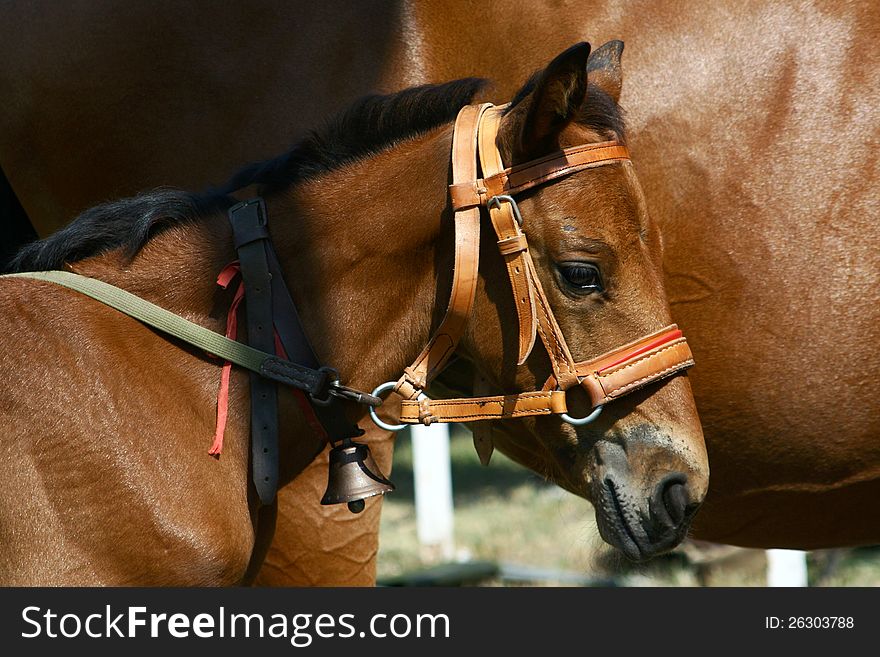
[376,428,880,587]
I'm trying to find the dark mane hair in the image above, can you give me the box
[10,70,626,273]
[9,78,487,272]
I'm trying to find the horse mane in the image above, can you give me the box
[9,72,625,273]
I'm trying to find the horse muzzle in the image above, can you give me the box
[591,438,704,561]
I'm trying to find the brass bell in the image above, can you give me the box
[321,439,395,513]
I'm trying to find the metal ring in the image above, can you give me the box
[368,381,426,432]
[560,404,604,426]
[487,194,524,226]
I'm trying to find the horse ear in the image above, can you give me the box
[587,40,624,103]
[499,42,591,161]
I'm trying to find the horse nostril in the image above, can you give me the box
[654,474,689,527]
[663,482,688,525]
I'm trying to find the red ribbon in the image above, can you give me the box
[209,262,328,457]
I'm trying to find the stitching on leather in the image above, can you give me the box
[597,342,685,378]
[577,327,678,372]
[400,390,564,422]
[505,141,623,175]
[510,260,533,352]
[533,278,575,378]
[605,360,694,397]
[403,407,555,421]
[510,156,626,190]
[261,360,316,388]
[496,151,628,194]
[410,391,553,407]
[489,149,622,189]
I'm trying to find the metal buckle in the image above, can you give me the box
[487,194,524,226]
[561,405,604,426]
[329,383,383,407]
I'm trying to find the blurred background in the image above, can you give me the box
[377,425,880,587]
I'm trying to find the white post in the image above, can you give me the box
[410,423,455,561]
[766,549,809,587]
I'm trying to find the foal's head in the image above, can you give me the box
[260,42,708,560]
[445,43,709,560]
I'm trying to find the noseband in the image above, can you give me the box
[371,103,694,429]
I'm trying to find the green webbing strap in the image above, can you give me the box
[1,269,332,396]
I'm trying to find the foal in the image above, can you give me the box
[1,43,707,584]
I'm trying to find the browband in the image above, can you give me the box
[449,140,631,211]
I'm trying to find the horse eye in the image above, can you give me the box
[558,262,603,294]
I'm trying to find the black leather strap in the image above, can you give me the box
[229,199,280,506]
[228,197,364,506]
[258,356,332,395]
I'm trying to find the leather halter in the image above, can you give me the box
[381,103,694,427]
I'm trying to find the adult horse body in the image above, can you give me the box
[1,1,878,583]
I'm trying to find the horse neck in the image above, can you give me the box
[70,218,234,330]
[264,124,455,393]
[70,121,455,411]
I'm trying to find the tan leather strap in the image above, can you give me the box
[477,106,537,364]
[394,103,491,400]
[550,324,693,406]
[478,106,580,389]
[527,255,581,390]
[579,339,693,408]
[450,140,631,211]
[402,325,693,423]
[400,390,569,424]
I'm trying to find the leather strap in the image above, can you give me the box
[477,106,537,364]
[449,140,631,210]
[478,107,580,389]
[229,199,280,506]
[403,325,692,423]
[394,103,491,400]
[564,325,694,408]
[400,390,567,424]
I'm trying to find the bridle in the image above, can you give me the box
[370,103,694,430]
[2,102,695,512]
